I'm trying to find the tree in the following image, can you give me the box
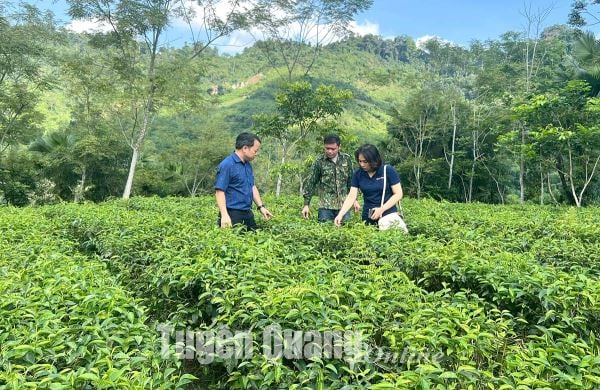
[253,81,352,196]
[516,2,553,203]
[387,77,447,199]
[250,0,373,80]
[464,100,511,204]
[514,80,600,206]
[159,113,232,197]
[0,4,58,204]
[0,4,55,158]
[28,131,81,201]
[572,31,600,95]
[66,0,250,199]
[50,38,125,202]
[569,0,600,28]
[0,148,39,206]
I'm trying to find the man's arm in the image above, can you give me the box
[253,185,273,220]
[215,161,232,228]
[302,159,321,218]
[303,160,321,206]
[215,190,231,228]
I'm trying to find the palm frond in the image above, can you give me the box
[573,31,600,65]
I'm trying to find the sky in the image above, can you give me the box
[354,0,577,44]
[22,0,594,54]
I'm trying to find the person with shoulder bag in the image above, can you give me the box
[333,144,408,233]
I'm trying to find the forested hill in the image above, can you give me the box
[1,1,599,206]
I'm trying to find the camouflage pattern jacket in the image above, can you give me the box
[303,153,354,209]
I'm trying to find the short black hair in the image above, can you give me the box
[235,132,261,149]
[354,144,383,168]
[323,133,341,145]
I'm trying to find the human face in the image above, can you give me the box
[242,141,261,162]
[357,153,374,172]
[324,142,340,159]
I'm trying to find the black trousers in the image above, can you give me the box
[218,208,257,231]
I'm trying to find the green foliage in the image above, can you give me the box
[0,5,55,154]
[253,81,353,194]
[3,195,593,388]
[2,1,600,206]
[0,208,193,388]
[514,80,600,206]
[250,0,373,80]
[0,148,38,206]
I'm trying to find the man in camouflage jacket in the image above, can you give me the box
[302,134,360,222]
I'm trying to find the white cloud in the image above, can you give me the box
[173,0,383,54]
[348,20,379,36]
[415,34,438,48]
[415,34,456,51]
[172,0,255,30]
[195,18,381,55]
[63,1,381,55]
[216,30,261,55]
[66,19,112,34]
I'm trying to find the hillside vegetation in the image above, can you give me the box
[2,1,600,206]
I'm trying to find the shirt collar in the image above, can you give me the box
[231,151,245,164]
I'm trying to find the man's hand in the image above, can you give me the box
[220,214,232,228]
[301,205,310,219]
[353,201,361,213]
[260,207,273,220]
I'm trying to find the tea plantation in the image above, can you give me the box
[1,196,599,389]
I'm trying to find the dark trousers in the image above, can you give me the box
[218,208,257,231]
[317,208,351,223]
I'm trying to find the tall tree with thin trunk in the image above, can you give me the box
[253,81,351,196]
[517,2,552,203]
[66,0,250,199]
[515,80,600,207]
[249,0,373,80]
[388,79,445,199]
[0,5,55,158]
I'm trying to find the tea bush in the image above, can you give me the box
[0,209,193,389]
[2,196,599,388]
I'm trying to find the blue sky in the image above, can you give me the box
[25,0,594,53]
[355,0,577,45]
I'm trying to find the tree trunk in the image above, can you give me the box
[276,174,282,197]
[556,154,576,205]
[519,128,526,203]
[74,167,86,203]
[448,103,457,189]
[414,164,422,199]
[122,29,159,199]
[468,130,477,203]
[276,148,287,197]
[122,83,154,199]
[468,162,475,203]
[539,166,544,205]
[479,160,504,204]
[567,150,600,208]
[123,146,139,199]
[546,174,558,204]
